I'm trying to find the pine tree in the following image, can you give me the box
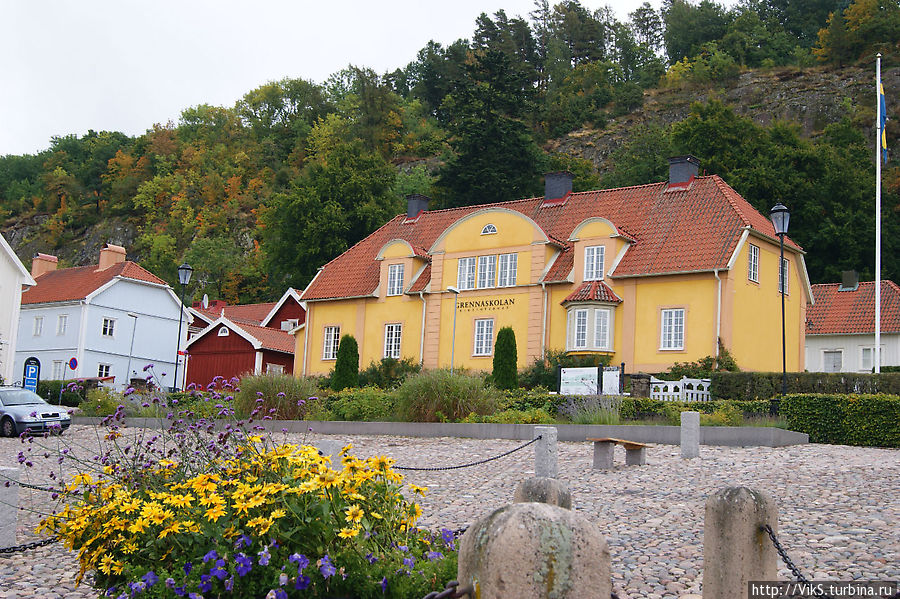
[492,327,518,390]
[332,335,360,391]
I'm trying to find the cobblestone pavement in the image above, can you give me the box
[0,425,897,598]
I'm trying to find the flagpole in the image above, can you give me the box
[875,53,882,374]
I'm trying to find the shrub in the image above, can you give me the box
[461,407,555,424]
[712,371,900,400]
[325,387,397,422]
[37,379,86,407]
[332,335,359,391]
[668,343,739,379]
[358,357,421,389]
[395,369,501,422]
[492,327,518,390]
[519,350,610,391]
[780,393,900,447]
[233,373,320,420]
[556,395,622,425]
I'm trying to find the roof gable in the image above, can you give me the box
[0,234,35,286]
[21,261,168,305]
[807,281,900,335]
[187,316,295,354]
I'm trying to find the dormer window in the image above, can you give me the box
[387,263,405,296]
[481,224,497,235]
[584,246,605,281]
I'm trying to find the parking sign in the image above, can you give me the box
[23,357,41,393]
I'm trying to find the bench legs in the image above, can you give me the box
[625,447,647,466]
[592,442,615,469]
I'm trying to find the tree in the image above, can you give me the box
[630,2,664,51]
[492,327,518,390]
[332,335,359,390]
[663,0,732,63]
[184,236,242,299]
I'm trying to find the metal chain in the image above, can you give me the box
[397,435,542,472]
[763,525,834,599]
[0,536,59,555]
[0,472,65,495]
[423,580,618,599]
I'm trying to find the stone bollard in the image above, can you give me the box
[703,487,778,599]
[681,411,700,458]
[533,426,558,478]
[513,477,572,509]
[314,440,348,468]
[0,468,18,548]
[458,502,610,598]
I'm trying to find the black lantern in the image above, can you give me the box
[172,263,193,391]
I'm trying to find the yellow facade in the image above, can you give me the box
[295,208,809,376]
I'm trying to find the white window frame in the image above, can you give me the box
[57,314,68,336]
[384,323,402,358]
[102,317,116,337]
[498,253,517,287]
[748,244,759,283]
[387,263,405,296]
[33,316,43,336]
[322,326,341,360]
[266,363,284,374]
[574,309,588,349]
[778,257,789,294]
[97,363,111,378]
[584,245,605,281]
[594,308,611,350]
[566,306,614,351]
[52,360,65,380]
[822,349,842,373]
[660,308,685,350]
[860,346,884,372]
[457,257,476,291]
[217,326,230,336]
[473,318,494,356]
[477,255,497,289]
[481,223,497,235]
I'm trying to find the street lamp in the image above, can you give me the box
[172,262,193,392]
[125,312,138,389]
[447,286,460,373]
[770,203,790,400]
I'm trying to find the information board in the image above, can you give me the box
[559,367,600,395]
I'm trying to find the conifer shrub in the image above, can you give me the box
[492,327,518,390]
[395,369,501,422]
[331,335,359,391]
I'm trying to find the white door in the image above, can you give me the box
[823,350,842,373]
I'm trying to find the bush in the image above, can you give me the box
[668,343,739,379]
[358,357,421,389]
[492,327,518,390]
[233,373,320,420]
[325,387,397,422]
[519,350,610,391]
[780,393,900,447]
[332,335,359,391]
[37,379,86,407]
[395,369,501,422]
[712,371,900,400]
[461,407,555,424]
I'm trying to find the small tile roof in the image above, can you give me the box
[807,281,900,335]
[302,175,801,301]
[195,303,277,325]
[236,321,295,354]
[22,261,168,305]
[562,280,623,304]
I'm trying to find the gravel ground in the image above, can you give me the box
[0,425,897,598]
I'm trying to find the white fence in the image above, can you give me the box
[649,376,712,402]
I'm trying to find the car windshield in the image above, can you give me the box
[0,389,47,406]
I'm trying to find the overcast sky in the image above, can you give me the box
[0,0,673,156]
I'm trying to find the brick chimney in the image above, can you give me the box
[544,171,574,202]
[406,194,430,220]
[31,253,58,278]
[667,155,700,185]
[98,243,127,270]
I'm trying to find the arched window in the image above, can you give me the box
[481,223,497,235]
[217,326,230,337]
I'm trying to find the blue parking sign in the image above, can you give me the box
[23,357,40,393]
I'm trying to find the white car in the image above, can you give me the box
[0,387,72,436]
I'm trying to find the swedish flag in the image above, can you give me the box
[879,79,888,163]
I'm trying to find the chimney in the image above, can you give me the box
[839,270,859,291]
[667,155,700,185]
[31,253,58,278]
[406,194,430,220]
[98,243,127,270]
[544,171,574,202]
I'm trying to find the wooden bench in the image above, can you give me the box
[587,437,652,469]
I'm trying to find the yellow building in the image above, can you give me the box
[295,156,812,375]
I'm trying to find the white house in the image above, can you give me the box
[13,244,192,390]
[805,275,900,372]
[0,234,36,383]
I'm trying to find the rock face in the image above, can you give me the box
[3,215,137,269]
[458,502,610,598]
[513,476,573,509]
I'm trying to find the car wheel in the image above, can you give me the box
[1,418,16,438]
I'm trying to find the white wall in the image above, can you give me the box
[13,302,83,384]
[805,333,900,372]
[0,260,24,383]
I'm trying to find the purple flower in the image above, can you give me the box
[288,553,309,571]
[183,562,193,576]
[142,571,159,587]
[279,573,288,586]
[165,578,175,590]
[318,555,336,579]
[276,392,286,398]
[143,364,153,372]
[295,575,310,591]
[198,574,212,593]
[398,545,408,552]
[106,587,118,597]
[211,559,228,580]
[173,586,186,597]
[426,551,444,561]
[381,577,388,593]
[258,547,271,566]
[202,550,218,563]
[124,387,135,396]
[365,552,377,564]
[274,590,288,599]
[403,556,416,569]
[235,553,253,577]
[224,577,234,592]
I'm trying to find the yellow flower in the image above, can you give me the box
[409,503,423,521]
[370,512,383,520]
[98,554,115,575]
[199,492,224,507]
[344,504,364,524]
[205,504,226,522]
[409,484,428,496]
[128,518,149,535]
[338,526,360,539]
[163,494,194,509]
[158,522,183,538]
[246,516,272,534]
[269,509,286,520]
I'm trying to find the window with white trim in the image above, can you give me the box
[860,347,883,372]
[660,308,685,350]
[584,245,605,281]
[594,308,610,349]
[57,314,68,336]
[33,316,43,336]
[481,224,497,235]
[477,255,496,289]
[98,364,111,378]
[473,319,494,356]
[102,318,116,337]
[387,263,405,296]
[778,257,789,294]
[323,326,341,360]
[498,253,517,287]
[457,257,476,290]
[218,326,230,336]
[573,309,589,348]
[566,306,614,351]
[384,323,402,358]
[52,360,65,380]
[748,244,759,283]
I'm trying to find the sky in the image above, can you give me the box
[1,0,668,156]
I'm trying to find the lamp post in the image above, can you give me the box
[172,263,193,392]
[125,312,138,389]
[447,286,460,373]
[770,203,790,399]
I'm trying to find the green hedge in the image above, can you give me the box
[37,380,87,407]
[711,371,900,400]
[780,393,900,447]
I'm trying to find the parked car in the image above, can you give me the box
[0,386,71,436]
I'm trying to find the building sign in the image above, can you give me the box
[456,297,516,312]
[23,357,40,393]
[602,366,622,395]
[559,367,601,395]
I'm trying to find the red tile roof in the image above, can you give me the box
[22,261,168,305]
[236,321,295,354]
[807,281,900,335]
[195,303,277,325]
[302,175,802,301]
[562,280,623,304]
